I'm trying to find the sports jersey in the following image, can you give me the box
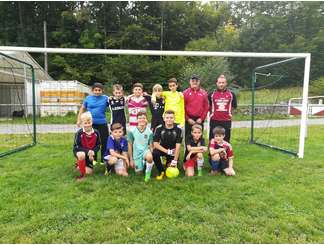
[183,87,209,121]
[73,128,101,154]
[109,96,126,125]
[83,95,109,124]
[184,135,205,160]
[162,91,185,127]
[127,95,149,128]
[209,139,234,160]
[104,135,128,157]
[145,95,165,130]
[128,126,153,160]
[208,89,237,121]
[153,124,183,149]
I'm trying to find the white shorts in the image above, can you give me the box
[115,158,125,171]
[104,155,125,171]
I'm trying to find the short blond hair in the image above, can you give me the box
[80,111,93,123]
[113,84,123,91]
[153,84,163,92]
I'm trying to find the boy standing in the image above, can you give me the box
[127,83,149,130]
[73,112,101,181]
[152,110,183,180]
[209,126,236,176]
[109,84,127,134]
[162,78,185,128]
[128,111,154,182]
[77,82,109,164]
[104,123,129,177]
[148,84,165,132]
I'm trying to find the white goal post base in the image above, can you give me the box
[0,46,311,158]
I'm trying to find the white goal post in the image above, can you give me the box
[0,46,311,158]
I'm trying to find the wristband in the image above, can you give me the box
[171,160,177,167]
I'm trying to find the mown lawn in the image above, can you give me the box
[0,126,323,243]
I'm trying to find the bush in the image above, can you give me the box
[309,77,324,96]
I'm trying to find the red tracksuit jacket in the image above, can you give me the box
[183,87,209,121]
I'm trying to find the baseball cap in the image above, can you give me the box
[191,74,200,80]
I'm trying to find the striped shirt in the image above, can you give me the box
[127,96,149,129]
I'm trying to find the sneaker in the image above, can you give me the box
[156,171,165,181]
[198,169,203,177]
[104,168,112,176]
[144,172,151,182]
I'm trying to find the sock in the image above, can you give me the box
[197,159,204,170]
[210,160,220,171]
[77,159,86,176]
[145,161,154,174]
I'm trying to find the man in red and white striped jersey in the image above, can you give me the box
[208,75,237,142]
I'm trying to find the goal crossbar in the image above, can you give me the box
[0,46,311,158]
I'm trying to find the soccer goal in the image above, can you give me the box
[0,46,311,158]
[0,52,37,157]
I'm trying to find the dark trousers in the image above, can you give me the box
[209,120,232,143]
[152,149,175,174]
[93,123,109,162]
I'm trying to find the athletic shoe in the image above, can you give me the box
[198,169,203,177]
[156,172,165,181]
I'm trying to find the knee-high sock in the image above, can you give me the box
[145,161,154,174]
[197,158,204,170]
[78,159,86,176]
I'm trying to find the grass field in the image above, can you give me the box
[237,87,302,104]
[0,126,323,243]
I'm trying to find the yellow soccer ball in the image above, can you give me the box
[166,167,180,178]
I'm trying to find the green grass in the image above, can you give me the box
[0,126,323,243]
[238,87,302,104]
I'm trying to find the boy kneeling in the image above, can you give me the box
[153,110,183,180]
[184,124,207,177]
[128,111,154,182]
[209,126,235,176]
[73,112,101,181]
[104,123,129,176]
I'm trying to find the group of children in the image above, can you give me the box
[73,78,235,182]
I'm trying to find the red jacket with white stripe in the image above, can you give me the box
[208,89,237,121]
[183,87,209,121]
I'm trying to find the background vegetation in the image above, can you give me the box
[1,2,324,93]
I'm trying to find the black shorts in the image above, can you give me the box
[73,150,94,169]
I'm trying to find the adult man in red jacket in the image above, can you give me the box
[208,75,237,142]
[183,75,209,139]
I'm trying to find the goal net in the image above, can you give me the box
[0,47,311,158]
[0,52,36,157]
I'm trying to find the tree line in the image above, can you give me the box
[1,1,323,93]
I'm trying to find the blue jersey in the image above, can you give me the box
[83,95,109,125]
[105,135,128,157]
